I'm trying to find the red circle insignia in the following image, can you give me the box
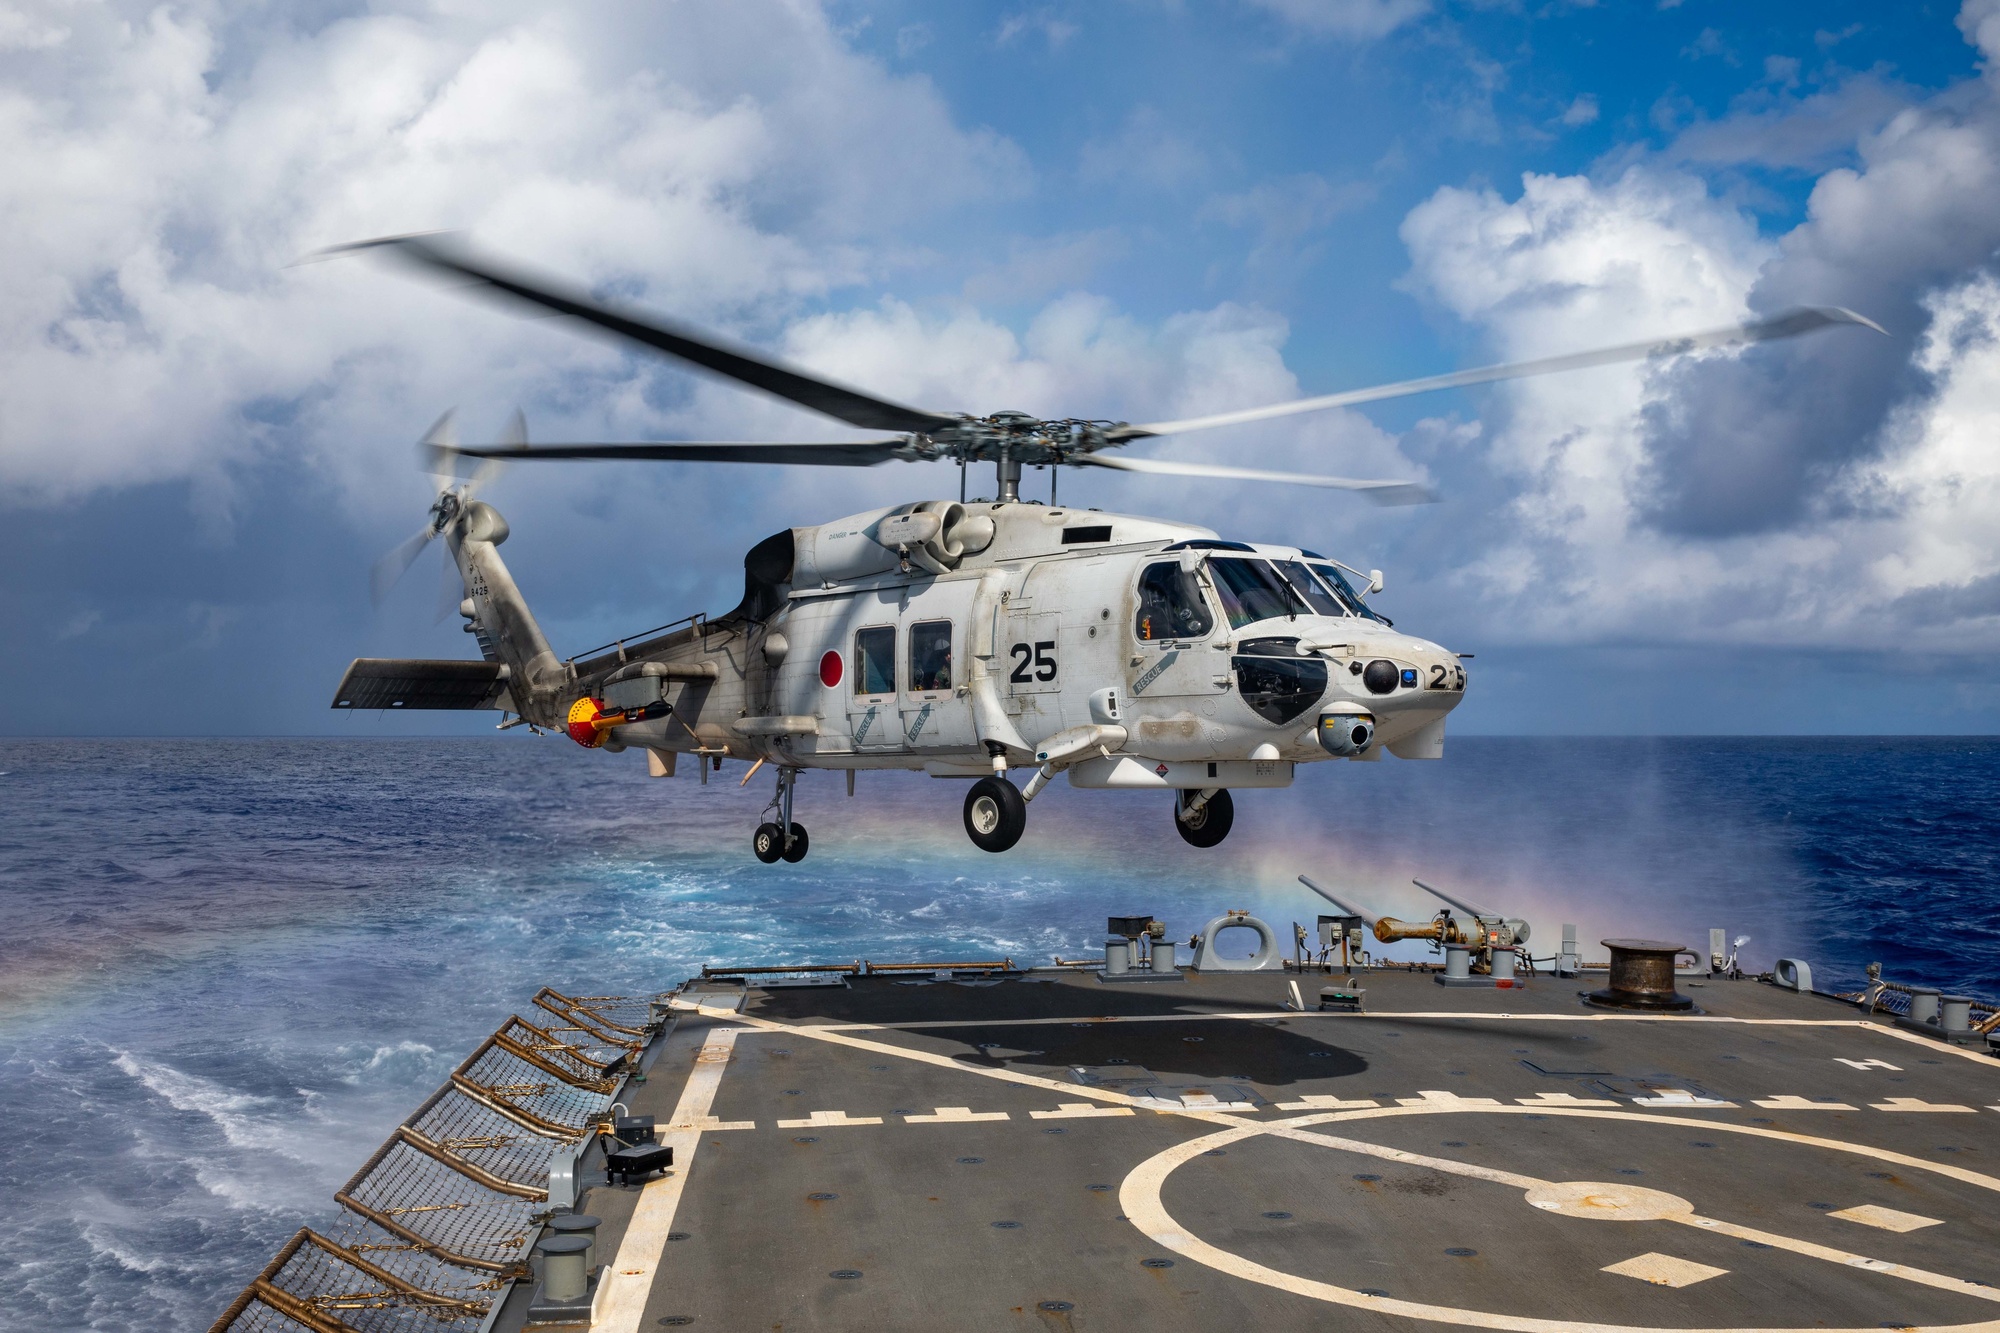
[819,650,844,689]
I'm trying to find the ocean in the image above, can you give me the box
[0,735,1995,1330]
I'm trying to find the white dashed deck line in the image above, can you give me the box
[1629,1090,1736,1107]
[1601,1253,1729,1288]
[1397,1091,1501,1107]
[1870,1097,1976,1113]
[1829,1204,1944,1233]
[1751,1096,1855,1110]
[905,1106,1010,1123]
[595,1024,739,1333]
[668,1115,755,1131]
[1515,1093,1618,1108]
[1275,1095,1381,1110]
[775,1110,882,1128]
[1030,1102,1135,1119]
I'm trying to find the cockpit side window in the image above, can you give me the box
[1135,562,1215,642]
[1309,563,1386,624]
[1209,558,1302,629]
[1274,561,1347,617]
[854,625,896,694]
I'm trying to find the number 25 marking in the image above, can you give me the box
[1010,641,1058,683]
[1427,663,1465,691]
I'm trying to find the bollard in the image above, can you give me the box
[1907,987,1941,1025]
[1585,939,1696,1012]
[1104,939,1131,976]
[1150,940,1176,973]
[1442,944,1472,982]
[537,1234,590,1303]
[1940,995,1972,1032]
[1489,948,1516,983]
[546,1213,602,1273]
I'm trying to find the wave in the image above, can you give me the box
[109,1050,297,1157]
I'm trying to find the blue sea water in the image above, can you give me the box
[0,735,1996,1330]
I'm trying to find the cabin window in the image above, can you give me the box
[854,626,896,695]
[1273,560,1348,617]
[1135,562,1214,642]
[1209,558,1303,628]
[909,620,953,692]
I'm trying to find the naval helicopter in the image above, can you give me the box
[327,235,1880,862]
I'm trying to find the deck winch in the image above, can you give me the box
[1302,876,1531,986]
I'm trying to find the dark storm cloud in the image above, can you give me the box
[1640,16,2000,537]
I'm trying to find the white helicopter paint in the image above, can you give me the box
[327,236,1880,861]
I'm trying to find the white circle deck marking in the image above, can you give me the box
[1524,1181,1694,1222]
[1120,1104,2000,1333]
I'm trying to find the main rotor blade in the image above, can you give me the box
[429,439,912,471]
[330,235,960,436]
[371,527,435,606]
[1114,306,1887,441]
[1077,452,1436,504]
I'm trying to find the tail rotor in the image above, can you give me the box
[370,409,522,609]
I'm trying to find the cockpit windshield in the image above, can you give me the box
[1308,562,1387,624]
[1208,558,1307,628]
[1273,561,1348,617]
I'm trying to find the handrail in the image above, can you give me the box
[703,962,862,976]
[567,613,706,667]
[864,959,1016,974]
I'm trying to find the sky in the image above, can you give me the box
[5,0,2000,736]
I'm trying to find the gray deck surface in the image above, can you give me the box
[508,967,2000,1332]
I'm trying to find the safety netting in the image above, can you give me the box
[208,988,667,1333]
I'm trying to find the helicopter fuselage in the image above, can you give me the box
[544,499,1466,790]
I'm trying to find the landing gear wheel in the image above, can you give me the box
[1174,788,1234,848]
[963,776,1027,853]
[780,824,810,863]
[752,822,785,864]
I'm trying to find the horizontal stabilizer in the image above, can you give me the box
[331,658,512,711]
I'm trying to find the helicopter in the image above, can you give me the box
[326,235,1881,862]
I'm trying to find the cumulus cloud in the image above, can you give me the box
[0,0,1027,510]
[0,0,1440,689]
[1643,11,2000,539]
[1393,0,2000,649]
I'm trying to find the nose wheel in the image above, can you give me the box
[963,776,1027,853]
[753,766,811,863]
[1174,787,1234,848]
